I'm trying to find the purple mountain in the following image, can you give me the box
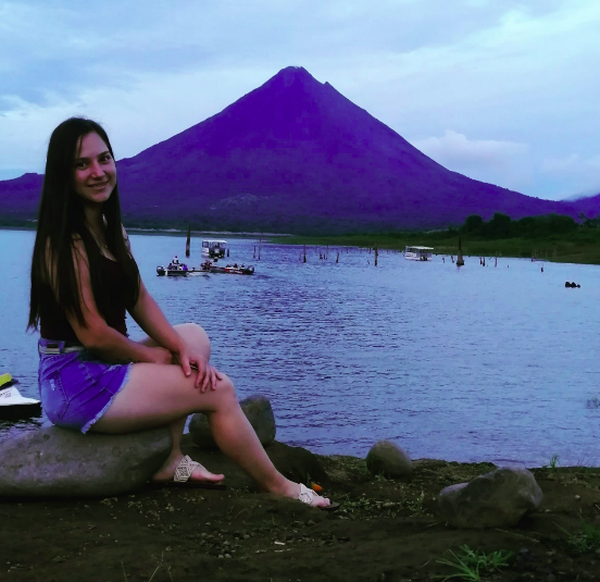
[0,66,592,233]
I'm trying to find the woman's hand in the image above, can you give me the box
[173,346,222,392]
[146,346,174,365]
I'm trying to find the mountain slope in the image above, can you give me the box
[0,66,589,233]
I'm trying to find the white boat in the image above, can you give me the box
[404,246,434,261]
[201,239,228,259]
[0,373,42,420]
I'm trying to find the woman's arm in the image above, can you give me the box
[124,229,219,389]
[129,280,185,354]
[58,240,171,365]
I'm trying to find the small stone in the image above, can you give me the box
[439,467,543,529]
[366,440,412,479]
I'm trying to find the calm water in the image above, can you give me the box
[1,229,599,467]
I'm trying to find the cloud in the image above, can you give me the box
[413,130,532,191]
[0,0,599,201]
[541,153,600,197]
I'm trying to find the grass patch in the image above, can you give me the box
[555,520,600,553]
[542,454,560,471]
[435,545,513,581]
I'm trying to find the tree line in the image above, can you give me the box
[453,212,600,240]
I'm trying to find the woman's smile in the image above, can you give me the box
[73,132,117,204]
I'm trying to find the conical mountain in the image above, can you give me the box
[0,66,588,233]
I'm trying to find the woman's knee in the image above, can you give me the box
[211,373,237,406]
[176,323,211,351]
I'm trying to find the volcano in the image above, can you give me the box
[0,66,588,234]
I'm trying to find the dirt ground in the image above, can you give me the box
[2,436,600,582]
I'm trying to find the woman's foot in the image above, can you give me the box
[152,453,225,484]
[275,480,332,509]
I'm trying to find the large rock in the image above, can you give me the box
[366,440,413,479]
[0,426,172,498]
[438,467,543,529]
[189,394,276,449]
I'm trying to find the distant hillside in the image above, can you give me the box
[0,66,593,234]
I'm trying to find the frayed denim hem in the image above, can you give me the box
[81,362,133,434]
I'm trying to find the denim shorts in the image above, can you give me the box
[38,338,132,433]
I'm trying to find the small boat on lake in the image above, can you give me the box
[156,264,191,277]
[202,239,228,259]
[404,246,434,261]
[157,255,192,276]
[0,373,42,420]
[200,260,255,275]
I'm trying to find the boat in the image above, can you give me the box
[201,239,228,259]
[0,373,42,420]
[156,264,191,277]
[200,260,255,275]
[404,246,434,261]
[156,256,192,276]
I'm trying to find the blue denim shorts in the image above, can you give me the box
[38,338,132,433]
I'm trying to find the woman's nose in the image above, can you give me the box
[90,161,104,177]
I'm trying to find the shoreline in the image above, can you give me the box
[0,226,600,265]
[2,437,600,581]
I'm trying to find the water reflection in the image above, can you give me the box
[2,230,600,467]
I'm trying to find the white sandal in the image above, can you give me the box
[151,455,226,489]
[297,483,338,510]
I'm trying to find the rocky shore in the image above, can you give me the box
[2,432,600,582]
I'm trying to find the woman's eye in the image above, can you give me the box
[75,161,88,169]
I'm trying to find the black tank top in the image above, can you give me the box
[40,255,134,342]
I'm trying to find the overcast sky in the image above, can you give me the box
[1,0,599,201]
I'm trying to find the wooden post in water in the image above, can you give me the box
[303,245,307,263]
[185,225,191,258]
[374,243,378,267]
[258,238,261,261]
[456,237,464,266]
[336,251,339,263]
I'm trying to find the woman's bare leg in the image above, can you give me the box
[131,323,223,483]
[92,323,330,506]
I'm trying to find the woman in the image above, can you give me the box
[28,117,331,508]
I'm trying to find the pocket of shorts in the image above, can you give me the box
[40,370,69,422]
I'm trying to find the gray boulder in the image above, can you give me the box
[438,467,543,529]
[189,394,276,449]
[366,440,413,479]
[0,426,172,498]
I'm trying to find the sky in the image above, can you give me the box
[1,0,599,201]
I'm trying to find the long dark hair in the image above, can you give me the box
[28,117,140,331]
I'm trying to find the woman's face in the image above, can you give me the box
[73,132,117,205]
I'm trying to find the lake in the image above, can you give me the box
[1,228,599,467]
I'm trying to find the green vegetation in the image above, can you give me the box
[277,213,600,265]
[5,210,600,264]
[435,545,513,581]
[555,520,600,553]
[543,454,560,470]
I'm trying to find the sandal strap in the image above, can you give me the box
[174,455,203,483]
[298,483,317,505]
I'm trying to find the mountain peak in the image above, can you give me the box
[0,67,585,233]
[264,66,322,93]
